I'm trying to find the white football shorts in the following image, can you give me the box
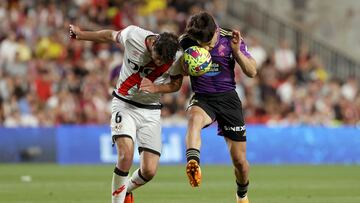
[110,97,162,156]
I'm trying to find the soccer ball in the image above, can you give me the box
[183,46,212,76]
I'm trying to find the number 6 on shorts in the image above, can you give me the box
[115,112,122,123]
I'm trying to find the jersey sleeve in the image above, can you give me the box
[113,25,138,46]
[239,40,252,59]
[169,51,186,77]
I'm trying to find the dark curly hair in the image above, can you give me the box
[153,32,180,63]
[186,12,217,43]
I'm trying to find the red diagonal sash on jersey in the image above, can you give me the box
[146,60,173,82]
[118,61,173,96]
[118,71,142,95]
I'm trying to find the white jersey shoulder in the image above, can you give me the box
[113,26,179,105]
[115,25,153,48]
[169,50,184,76]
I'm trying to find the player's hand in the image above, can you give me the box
[69,24,80,39]
[140,78,157,93]
[231,29,242,52]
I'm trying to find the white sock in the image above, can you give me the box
[112,167,129,203]
[127,168,149,193]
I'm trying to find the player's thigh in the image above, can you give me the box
[187,94,214,127]
[225,136,247,163]
[187,105,213,127]
[114,136,134,159]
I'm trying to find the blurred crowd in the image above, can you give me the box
[0,0,359,127]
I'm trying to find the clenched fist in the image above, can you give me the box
[69,24,80,39]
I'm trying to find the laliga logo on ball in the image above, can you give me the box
[184,46,212,76]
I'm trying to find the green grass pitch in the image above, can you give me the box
[0,164,359,203]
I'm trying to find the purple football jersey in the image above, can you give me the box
[190,29,252,94]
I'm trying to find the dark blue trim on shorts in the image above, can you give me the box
[112,91,162,110]
[218,130,247,142]
[112,134,133,145]
[138,147,161,157]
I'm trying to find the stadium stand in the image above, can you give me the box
[0,0,359,127]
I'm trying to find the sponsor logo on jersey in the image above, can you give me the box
[118,59,171,96]
[204,62,221,76]
[111,124,123,134]
[218,44,226,57]
[128,58,154,75]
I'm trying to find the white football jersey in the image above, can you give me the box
[112,25,182,105]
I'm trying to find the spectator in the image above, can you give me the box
[248,36,267,67]
[274,39,296,74]
[0,0,359,127]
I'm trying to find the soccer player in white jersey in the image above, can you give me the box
[69,24,182,203]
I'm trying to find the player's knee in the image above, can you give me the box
[232,156,249,172]
[118,153,132,163]
[140,166,157,180]
[115,138,134,165]
[188,113,205,128]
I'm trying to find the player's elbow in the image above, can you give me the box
[247,60,257,78]
[170,84,181,93]
[96,30,116,43]
[170,76,183,92]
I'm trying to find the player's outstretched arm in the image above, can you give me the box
[231,30,257,78]
[69,24,116,43]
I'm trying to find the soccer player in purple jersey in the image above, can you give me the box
[140,12,256,203]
